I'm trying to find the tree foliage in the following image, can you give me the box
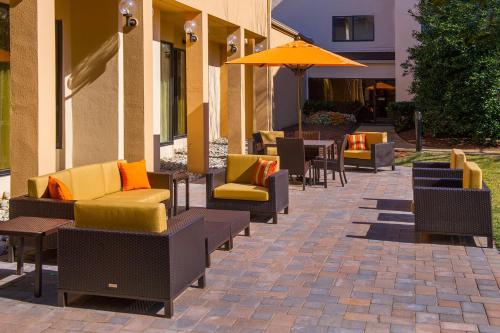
[403,0,500,144]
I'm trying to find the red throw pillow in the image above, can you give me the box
[252,158,278,187]
[348,134,367,150]
[118,160,151,191]
[48,176,73,200]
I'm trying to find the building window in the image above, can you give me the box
[332,16,374,42]
[0,4,10,172]
[160,42,187,145]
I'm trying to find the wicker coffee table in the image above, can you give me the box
[176,208,251,266]
[0,217,70,297]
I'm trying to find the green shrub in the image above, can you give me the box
[387,102,416,132]
[403,0,500,144]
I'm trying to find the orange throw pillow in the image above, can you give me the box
[252,158,278,187]
[118,160,151,191]
[348,134,367,150]
[48,176,73,200]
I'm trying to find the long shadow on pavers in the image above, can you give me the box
[360,198,412,212]
[377,212,415,223]
[347,221,477,247]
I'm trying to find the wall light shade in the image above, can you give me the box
[184,20,198,42]
[119,0,138,27]
[255,42,265,53]
[119,0,137,16]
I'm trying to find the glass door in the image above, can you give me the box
[160,42,173,144]
[0,4,10,172]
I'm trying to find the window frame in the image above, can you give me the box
[159,41,187,146]
[332,15,375,42]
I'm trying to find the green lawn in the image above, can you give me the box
[396,152,500,246]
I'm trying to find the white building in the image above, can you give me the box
[272,0,419,119]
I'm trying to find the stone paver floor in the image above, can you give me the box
[0,167,499,332]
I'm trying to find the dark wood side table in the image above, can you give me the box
[165,170,190,216]
[0,217,70,297]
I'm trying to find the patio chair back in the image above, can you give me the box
[337,135,348,170]
[276,138,306,175]
[294,130,321,160]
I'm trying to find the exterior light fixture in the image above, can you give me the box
[184,20,198,42]
[228,34,238,54]
[119,0,138,27]
[255,42,265,53]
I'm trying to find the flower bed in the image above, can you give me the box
[304,111,356,126]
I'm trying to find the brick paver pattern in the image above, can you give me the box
[0,167,499,333]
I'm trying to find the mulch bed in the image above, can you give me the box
[399,129,499,152]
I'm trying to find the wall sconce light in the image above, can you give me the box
[184,20,198,43]
[255,42,265,53]
[228,34,238,54]
[119,0,138,27]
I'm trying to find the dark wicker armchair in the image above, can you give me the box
[413,177,493,248]
[343,132,395,173]
[312,135,348,187]
[277,138,311,191]
[412,149,467,181]
[206,155,289,224]
[58,211,206,318]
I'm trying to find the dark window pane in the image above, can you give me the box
[353,16,374,41]
[333,17,352,41]
[160,42,173,144]
[174,49,186,137]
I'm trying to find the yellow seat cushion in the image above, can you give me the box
[344,150,372,160]
[226,154,280,184]
[355,132,387,150]
[74,201,167,233]
[463,162,482,189]
[102,160,126,194]
[70,164,106,200]
[450,149,466,169]
[214,183,270,202]
[266,147,278,156]
[260,131,284,145]
[96,189,170,203]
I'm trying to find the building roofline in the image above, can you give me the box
[271,19,314,43]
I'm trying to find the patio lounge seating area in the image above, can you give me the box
[0,165,498,332]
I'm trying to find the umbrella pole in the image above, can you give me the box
[297,74,302,138]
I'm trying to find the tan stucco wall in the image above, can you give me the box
[270,27,304,130]
[69,0,120,166]
[173,0,268,37]
[10,0,56,196]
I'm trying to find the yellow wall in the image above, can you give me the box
[69,0,120,166]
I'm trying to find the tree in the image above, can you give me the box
[403,0,500,144]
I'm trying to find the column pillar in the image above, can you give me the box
[245,39,255,139]
[254,39,270,131]
[123,0,154,170]
[227,28,245,154]
[186,12,209,174]
[10,0,56,196]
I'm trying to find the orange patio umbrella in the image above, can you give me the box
[226,40,366,136]
[367,82,395,91]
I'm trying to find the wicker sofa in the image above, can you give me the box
[8,160,174,260]
[58,201,205,318]
[412,148,465,181]
[343,132,395,173]
[206,154,289,224]
[413,161,493,248]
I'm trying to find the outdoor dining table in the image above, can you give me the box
[266,139,336,188]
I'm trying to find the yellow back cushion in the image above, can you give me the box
[102,160,125,194]
[74,201,167,233]
[226,154,280,184]
[260,131,285,145]
[450,149,466,169]
[356,132,387,150]
[27,160,124,199]
[463,162,482,189]
[28,170,73,198]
